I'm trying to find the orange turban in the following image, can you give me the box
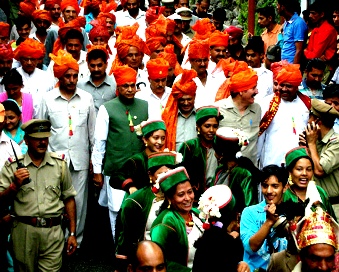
[83,0,100,9]
[147,58,169,80]
[146,37,167,53]
[32,9,52,22]
[270,60,289,80]
[0,43,14,59]
[276,64,302,86]
[53,16,86,54]
[60,0,80,13]
[0,22,10,37]
[213,57,236,76]
[50,49,79,78]
[188,39,210,60]
[224,26,243,39]
[100,0,117,13]
[20,0,37,16]
[158,44,183,76]
[89,17,110,42]
[97,12,116,24]
[13,38,45,60]
[192,18,216,40]
[162,69,197,150]
[229,67,258,93]
[45,0,62,10]
[209,30,229,47]
[146,6,165,25]
[113,66,137,86]
[86,44,109,60]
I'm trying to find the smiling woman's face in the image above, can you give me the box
[169,181,194,214]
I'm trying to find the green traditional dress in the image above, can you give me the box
[213,165,258,213]
[282,184,337,221]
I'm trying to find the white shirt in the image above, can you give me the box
[115,10,147,41]
[0,132,21,171]
[135,86,171,119]
[252,64,273,103]
[180,33,191,47]
[257,94,309,168]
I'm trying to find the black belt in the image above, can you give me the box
[329,196,339,205]
[16,216,62,228]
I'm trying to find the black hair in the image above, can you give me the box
[2,99,21,116]
[196,0,210,4]
[256,6,276,21]
[305,58,326,72]
[143,129,165,140]
[277,0,300,14]
[311,111,336,128]
[87,49,108,63]
[261,164,289,186]
[15,16,32,30]
[323,84,339,99]
[286,156,314,172]
[307,0,325,14]
[245,36,264,54]
[212,8,226,21]
[63,28,84,44]
[196,115,222,127]
[1,68,23,87]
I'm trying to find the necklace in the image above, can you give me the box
[185,213,194,227]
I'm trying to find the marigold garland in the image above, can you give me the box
[259,92,281,136]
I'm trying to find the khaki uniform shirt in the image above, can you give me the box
[0,152,76,217]
[314,129,339,198]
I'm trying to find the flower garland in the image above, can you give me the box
[198,196,222,229]
[259,92,281,136]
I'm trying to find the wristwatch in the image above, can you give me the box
[70,232,75,236]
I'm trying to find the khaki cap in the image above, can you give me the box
[21,119,51,138]
[176,7,192,20]
[310,99,339,119]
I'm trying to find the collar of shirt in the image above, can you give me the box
[19,66,39,78]
[86,74,113,88]
[253,64,270,76]
[321,128,336,144]
[287,12,299,24]
[51,87,82,100]
[148,86,171,100]
[78,50,87,65]
[123,9,145,20]
[178,108,196,118]
[222,95,259,114]
[23,151,55,167]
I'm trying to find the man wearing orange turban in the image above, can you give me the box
[44,0,62,26]
[157,44,183,87]
[40,49,96,248]
[92,64,148,242]
[14,38,55,96]
[0,43,14,93]
[97,11,117,56]
[19,0,36,18]
[32,10,52,45]
[208,30,229,74]
[146,37,167,59]
[0,22,10,44]
[258,63,311,169]
[162,69,197,151]
[135,58,170,118]
[214,65,261,164]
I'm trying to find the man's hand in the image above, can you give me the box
[265,201,279,224]
[305,121,319,145]
[14,168,30,187]
[299,132,307,147]
[93,173,104,189]
[66,235,77,256]
[237,261,250,272]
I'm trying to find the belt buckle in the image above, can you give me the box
[37,217,47,227]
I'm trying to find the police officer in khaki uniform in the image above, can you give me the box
[299,99,339,219]
[0,119,77,272]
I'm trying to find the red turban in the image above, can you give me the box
[100,0,117,13]
[97,12,116,25]
[276,64,302,86]
[60,0,80,14]
[146,6,165,25]
[188,39,210,60]
[113,66,137,86]
[0,22,10,38]
[147,58,169,80]
[53,16,86,54]
[157,44,183,76]
[209,30,229,47]
[86,44,109,60]
[50,49,79,78]
[224,26,243,39]
[162,69,197,150]
[20,0,37,16]
[0,43,14,59]
[32,9,52,22]
[89,17,110,42]
[146,37,167,53]
[83,0,100,9]
[45,0,62,10]
[14,38,45,60]
[270,60,289,80]
[192,18,216,40]
[229,67,258,93]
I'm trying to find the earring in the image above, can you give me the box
[288,174,293,185]
[149,178,153,184]
[167,201,171,209]
[145,143,148,147]
[197,131,200,135]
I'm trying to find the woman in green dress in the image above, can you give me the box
[151,166,204,270]
[179,106,222,202]
[111,119,166,194]
[283,146,336,220]
[212,127,259,213]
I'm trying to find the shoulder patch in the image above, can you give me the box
[50,152,66,161]
[329,136,337,142]
[5,155,24,166]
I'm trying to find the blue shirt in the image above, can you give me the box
[298,78,325,100]
[281,13,307,63]
[240,200,288,272]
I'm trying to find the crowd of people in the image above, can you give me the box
[0,0,339,271]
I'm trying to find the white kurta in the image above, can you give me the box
[252,65,274,103]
